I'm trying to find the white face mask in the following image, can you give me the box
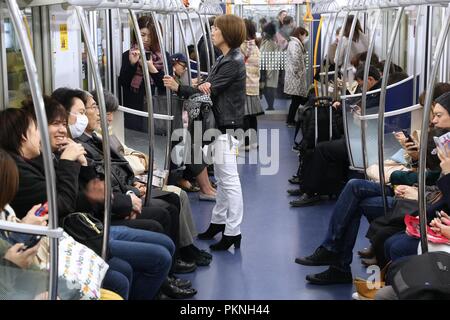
[69,113,88,138]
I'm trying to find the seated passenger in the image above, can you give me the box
[383,91,450,264]
[51,88,197,298]
[289,65,382,207]
[91,89,212,267]
[294,126,444,285]
[0,100,176,300]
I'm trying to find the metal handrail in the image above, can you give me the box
[127,11,155,205]
[358,103,422,120]
[341,8,360,168]
[118,106,173,120]
[360,9,382,174]
[75,6,112,261]
[151,11,172,173]
[6,0,60,300]
[0,220,64,238]
[418,3,450,254]
[377,7,405,216]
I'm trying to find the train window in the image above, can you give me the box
[2,9,32,109]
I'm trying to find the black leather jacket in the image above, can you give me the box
[178,47,246,130]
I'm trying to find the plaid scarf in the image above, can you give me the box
[130,47,164,92]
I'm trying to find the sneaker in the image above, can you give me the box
[290,193,321,207]
[295,246,339,266]
[305,266,353,285]
[288,176,301,184]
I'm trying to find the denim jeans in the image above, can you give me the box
[384,232,419,262]
[321,179,394,272]
[102,257,133,299]
[109,226,175,299]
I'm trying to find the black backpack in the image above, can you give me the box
[387,251,450,299]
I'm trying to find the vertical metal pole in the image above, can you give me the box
[151,11,172,172]
[360,9,381,174]
[204,15,216,65]
[320,12,335,97]
[333,12,349,101]
[340,11,359,167]
[185,10,202,82]
[418,4,450,255]
[324,11,342,96]
[128,10,155,205]
[41,6,53,92]
[6,0,58,300]
[0,12,8,109]
[412,6,422,105]
[196,11,211,73]
[75,6,112,261]
[105,9,112,91]
[175,10,191,165]
[377,7,404,216]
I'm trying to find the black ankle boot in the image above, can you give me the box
[210,234,241,251]
[198,223,225,240]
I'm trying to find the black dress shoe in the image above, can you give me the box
[357,246,375,259]
[168,275,192,289]
[306,266,352,285]
[287,189,302,196]
[210,234,241,251]
[173,259,197,274]
[295,246,339,266]
[290,193,321,207]
[198,223,225,240]
[288,176,301,184]
[361,257,378,267]
[160,280,197,299]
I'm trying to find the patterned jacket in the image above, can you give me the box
[284,36,308,97]
[241,40,261,96]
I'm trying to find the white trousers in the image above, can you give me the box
[210,134,244,236]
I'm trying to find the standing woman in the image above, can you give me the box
[334,15,369,69]
[241,19,264,150]
[285,26,309,126]
[163,14,246,251]
[260,22,279,111]
[119,16,170,132]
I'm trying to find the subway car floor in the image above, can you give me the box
[179,118,372,300]
[126,116,373,299]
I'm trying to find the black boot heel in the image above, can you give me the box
[198,223,225,240]
[210,234,242,251]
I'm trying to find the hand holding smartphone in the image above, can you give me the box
[35,202,48,217]
[20,235,42,251]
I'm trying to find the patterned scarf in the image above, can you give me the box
[130,46,164,92]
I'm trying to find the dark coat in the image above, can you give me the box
[9,154,81,219]
[178,47,246,130]
[75,133,139,218]
[118,50,172,110]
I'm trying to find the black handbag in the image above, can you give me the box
[62,212,104,257]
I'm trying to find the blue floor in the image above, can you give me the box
[183,118,372,300]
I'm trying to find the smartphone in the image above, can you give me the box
[402,129,414,143]
[35,202,48,217]
[145,51,151,60]
[20,235,42,251]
